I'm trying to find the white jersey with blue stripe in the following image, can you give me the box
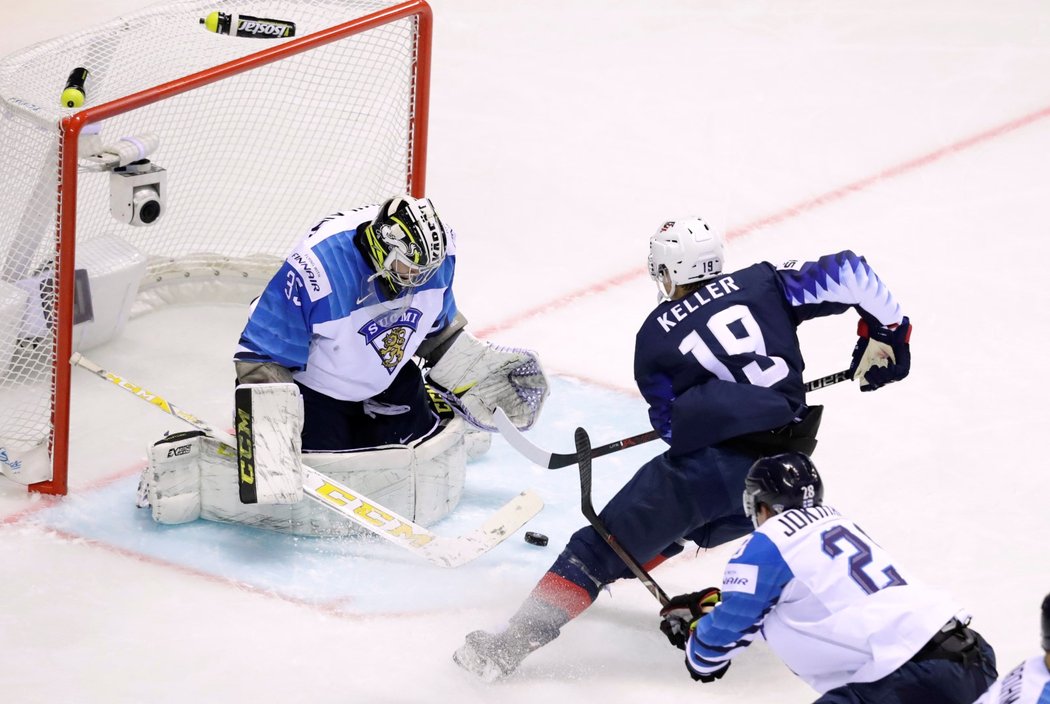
[687,505,963,694]
[235,205,459,401]
[975,656,1050,704]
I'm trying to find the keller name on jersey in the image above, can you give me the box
[657,276,740,332]
[358,307,423,372]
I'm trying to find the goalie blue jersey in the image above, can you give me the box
[687,505,964,694]
[633,251,903,453]
[235,205,459,401]
[975,656,1050,704]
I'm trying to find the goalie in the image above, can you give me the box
[141,195,549,535]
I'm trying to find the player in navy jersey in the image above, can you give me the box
[235,195,549,451]
[660,452,996,702]
[454,216,913,681]
[974,593,1050,704]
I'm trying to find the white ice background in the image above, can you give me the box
[2,2,1049,703]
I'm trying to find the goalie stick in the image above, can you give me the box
[494,368,852,470]
[70,353,543,568]
[575,427,669,606]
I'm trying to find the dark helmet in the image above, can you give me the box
[1042,592,1050,651]
[743,451,824,527]
[362,195,448,291]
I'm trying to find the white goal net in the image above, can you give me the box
[0,0,432,493]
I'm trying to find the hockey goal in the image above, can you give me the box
[0,0,432,494]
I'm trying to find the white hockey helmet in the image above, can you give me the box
[363,195,448,289]
[647,217,725,299]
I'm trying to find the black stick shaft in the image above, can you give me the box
[550,369,850,469]
[548,429,661,469]
[575,427,670,606]
[803,369,851,392]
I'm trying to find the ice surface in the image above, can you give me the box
[2,2,1049,702]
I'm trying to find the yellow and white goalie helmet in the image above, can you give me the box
[363,195,449,290]
[647,217,725,299]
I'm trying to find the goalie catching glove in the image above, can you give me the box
[427,330,549,432]
[848,316,911,392]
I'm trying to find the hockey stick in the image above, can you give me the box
[575,427,669,606]
[70,353,543,568]
[493,369,852,470]
[804,368,851,391]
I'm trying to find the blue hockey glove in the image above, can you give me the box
[848,316,911,392]
[659,588,721,650]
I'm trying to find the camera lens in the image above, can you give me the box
[139,199,161,224]
[132,185,161,225]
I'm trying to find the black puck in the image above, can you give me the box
[524,531,549,547]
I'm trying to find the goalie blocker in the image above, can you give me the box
[234,382,304,505]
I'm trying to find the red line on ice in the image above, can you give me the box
[477,103,1050,339]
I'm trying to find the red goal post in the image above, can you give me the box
[0,0,433,495]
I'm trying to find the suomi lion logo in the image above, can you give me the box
[377,327,408,370]
[358,307,423,373]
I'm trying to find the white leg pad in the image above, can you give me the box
[141,419,469,537]
[303,446,416,524]
[411,416,467,525]
[146,431,205,524]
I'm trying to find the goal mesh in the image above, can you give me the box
[0,0,431,493]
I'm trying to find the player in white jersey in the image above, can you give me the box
[137,196,550,535]
[235,195,549,448]
[973,593,1050,704]
[660,452,997,703]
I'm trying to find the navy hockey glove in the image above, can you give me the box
[848,316,911,392]
[688,660,731,684]
[659,588,721,650]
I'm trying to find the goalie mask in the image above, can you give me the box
[743,452,823,528]
[648,217,724,300]
[362,195,448,292]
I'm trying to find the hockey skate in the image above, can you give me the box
[453,624,558,682]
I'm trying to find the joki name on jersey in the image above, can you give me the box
[774,505,841,538]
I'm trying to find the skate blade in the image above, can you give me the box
[452,643,506,683]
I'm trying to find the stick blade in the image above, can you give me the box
[574,427,591,465]
[420,490,545,568]
[493,408,554,467]
[574,427,595,517]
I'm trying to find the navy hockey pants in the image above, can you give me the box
[297,361,437,452]
[814,629,997,704]
[550,443,756,597]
